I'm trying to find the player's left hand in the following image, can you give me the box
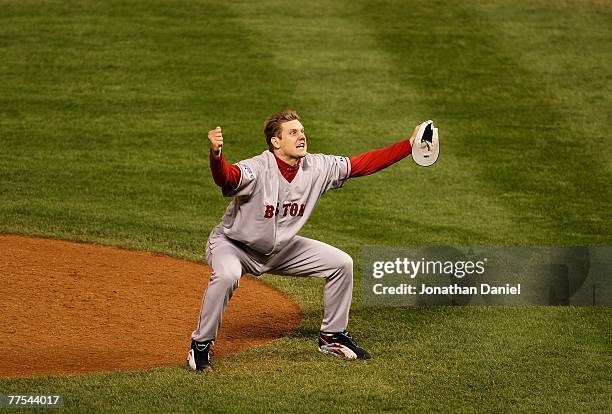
[409,124,421,146]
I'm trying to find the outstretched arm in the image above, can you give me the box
[348,125,419,178]
[208,126,241,191]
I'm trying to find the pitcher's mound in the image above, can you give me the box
[0,235,301,378]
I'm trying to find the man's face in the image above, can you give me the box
[273,119,307,163]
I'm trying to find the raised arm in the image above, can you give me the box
[208,126,241,191]
[348,124,420,178]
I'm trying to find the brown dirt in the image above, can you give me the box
[0,235,301,378]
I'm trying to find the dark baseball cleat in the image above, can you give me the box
[187,339,214,372]
[318,330,371,360]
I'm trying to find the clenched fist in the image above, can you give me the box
[208,126,223,158]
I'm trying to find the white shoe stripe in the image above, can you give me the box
[319,344,358,360]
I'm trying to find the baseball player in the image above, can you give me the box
[188,110,420,371]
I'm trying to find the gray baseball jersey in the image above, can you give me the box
[220,150,351,255]
[191,150,355,342]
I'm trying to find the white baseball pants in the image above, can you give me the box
[191,227,353,342]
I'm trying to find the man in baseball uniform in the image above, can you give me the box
[188,110,420,371]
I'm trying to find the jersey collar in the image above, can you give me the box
[274,155,302,183]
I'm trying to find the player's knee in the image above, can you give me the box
[337,252,353,274]
[210,267,241,289]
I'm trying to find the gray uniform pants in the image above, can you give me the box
[191,227,353,342]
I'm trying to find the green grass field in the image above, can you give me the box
[1,0,611,412]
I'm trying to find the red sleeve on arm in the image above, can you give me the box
[348,139,412,178]
[210,150,241,192]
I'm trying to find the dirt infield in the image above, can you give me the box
[0,235,301,378]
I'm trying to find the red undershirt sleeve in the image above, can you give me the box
[210,150,241,192]
[348,139,412,178]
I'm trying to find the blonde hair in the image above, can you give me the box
[263,109,300,150]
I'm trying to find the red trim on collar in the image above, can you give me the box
[274,155,302,183]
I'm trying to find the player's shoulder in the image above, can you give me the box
[304,153,349,167]
[233,151,276,180]
[236,151,272,168]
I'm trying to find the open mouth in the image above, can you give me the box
[296,143,306,149]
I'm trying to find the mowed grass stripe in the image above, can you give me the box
[222,1,520,253]
[336,307,611,412]
[361,0,612,244]
[472,0,612,240]
[460,0,612,243]
[0,1,299,259]
[0,1,611,413]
